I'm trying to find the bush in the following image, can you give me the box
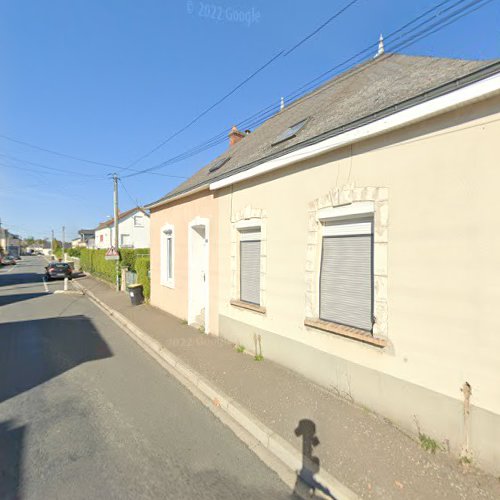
[135,256,150,299]
[79,248,150,287]
[79,248,117,284]
[67,247,81,257]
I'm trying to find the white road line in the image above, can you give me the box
[42,278,49,292]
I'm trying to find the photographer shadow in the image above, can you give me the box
[293,419,336,499]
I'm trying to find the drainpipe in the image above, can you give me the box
[460,382,472,460]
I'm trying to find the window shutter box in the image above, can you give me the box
[320,220,373,331]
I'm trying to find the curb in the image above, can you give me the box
[73,279,359,500]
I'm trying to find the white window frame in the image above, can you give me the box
[160,223,175,288]
[120,233,132,247]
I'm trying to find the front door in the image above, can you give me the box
[188,221,209,332]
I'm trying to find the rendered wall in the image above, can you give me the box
[216,95,500,473]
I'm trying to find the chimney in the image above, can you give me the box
[228,125,245,147]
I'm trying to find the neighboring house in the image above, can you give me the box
[0,228,21,258]
[71,237,81,248]
[77,229,96,248]
[94,207,150,249]
[147,53,500,474]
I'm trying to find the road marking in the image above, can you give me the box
[42,278,49,292]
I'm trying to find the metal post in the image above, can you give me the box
[51,229,54,257]
[113,174,120,291]
[62,225,65,262]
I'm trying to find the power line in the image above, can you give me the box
[121,2,362,172]
[0,152,106,178]
[284,0,360,56]
[121,50,285,172]
[118,177,141,208]
[123,0,492,179]
[0,133,119,168]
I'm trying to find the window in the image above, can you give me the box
[319,216,373,332]
[120,234,132,247]
[208,157,230,173]
[161,224,175,288]
[239,228,261,305]
[134,216,144,227]
[99,234,103,242]
[271,118,308,146]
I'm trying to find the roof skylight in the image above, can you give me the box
[272,118,308,146]
[208,157,230,173]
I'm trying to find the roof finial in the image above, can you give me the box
[374,33,384,58]
[280,96,285,111]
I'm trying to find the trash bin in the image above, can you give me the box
[128,284,144,306]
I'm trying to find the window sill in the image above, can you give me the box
[161,280,175,289]
[230,299,266,315]
[304,317,387,348]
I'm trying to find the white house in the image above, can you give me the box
[94,207,150,249]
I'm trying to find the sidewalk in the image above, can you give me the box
[75,275,500,500]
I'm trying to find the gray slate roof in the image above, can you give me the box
[147,53,499,208]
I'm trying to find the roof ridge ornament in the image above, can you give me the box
[374,33,384,58]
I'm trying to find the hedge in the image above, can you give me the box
[67,247,81,257]
[135,256,150,299]
[79,248,151,290]
[79,248,118,284]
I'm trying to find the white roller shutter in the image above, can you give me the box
[240,229,261,305]
[320,218,373,331]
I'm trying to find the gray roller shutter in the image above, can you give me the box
[240,239,261,305]
[320,219,373,331]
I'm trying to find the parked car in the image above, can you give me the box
[1,256,17,265]
[45,262,72,280]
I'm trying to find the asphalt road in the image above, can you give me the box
[0,256,292,499]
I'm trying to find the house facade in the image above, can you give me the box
[147,54,500,474]
[94,208,150,249]
[77,229,95,248]
[148,191,219,333]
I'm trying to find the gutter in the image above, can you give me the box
[145,185,208,210]
[210,68,500,191]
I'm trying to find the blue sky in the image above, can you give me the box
[1,0,498,241]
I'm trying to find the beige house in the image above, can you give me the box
[148,53,500,474]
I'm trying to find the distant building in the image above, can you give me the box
[78,229,95,248]
[94,208,150,249]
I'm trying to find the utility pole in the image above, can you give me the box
[51,229,54,257]
[62,226,65,262]
[113,174,120,291]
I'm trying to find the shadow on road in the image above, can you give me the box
[0,315,113,404]
[0,420,25,500]
[0,272,44,288]
[0,293,48,307]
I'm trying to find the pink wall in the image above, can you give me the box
[150,189,219,334]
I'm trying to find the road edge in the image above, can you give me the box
[73,279,359,500]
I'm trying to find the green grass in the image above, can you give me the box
[198,325,205,334]
[236,344,245,353]
[254,354,264,361]
[181,319,188,325]
[419,433,440,454]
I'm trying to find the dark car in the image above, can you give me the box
[45,262,72,280]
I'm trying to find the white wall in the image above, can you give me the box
[94,212,150,249]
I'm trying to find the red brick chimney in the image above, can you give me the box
[228,125,245,147]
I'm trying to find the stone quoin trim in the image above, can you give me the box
[230,206,267,311]
[305,185,389,342]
